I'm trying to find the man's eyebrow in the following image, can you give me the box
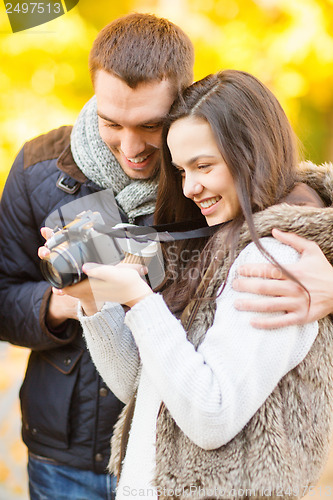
[97,112,117,123]
[97,111,166,125]
[139,118,165,125]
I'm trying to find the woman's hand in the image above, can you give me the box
[38,226,153,316]
[60,262,152,316]
[81,262,152,309]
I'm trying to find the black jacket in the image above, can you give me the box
[0,126,153,473]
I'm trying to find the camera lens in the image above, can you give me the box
[42,260,63,288]
[40,241,86,288]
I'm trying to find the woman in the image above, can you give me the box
[65,70,333,499]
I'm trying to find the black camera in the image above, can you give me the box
[40,210,162,289]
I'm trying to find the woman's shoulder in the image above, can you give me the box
[235,236,300,268]
[215,236,302,301]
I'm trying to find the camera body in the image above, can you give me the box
[40,210,162,289]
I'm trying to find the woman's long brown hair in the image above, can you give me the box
[154,70,299,315]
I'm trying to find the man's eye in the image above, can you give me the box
[105,123,121,129]
[142,124,161,130]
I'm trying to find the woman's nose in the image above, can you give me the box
[182,174,203,199]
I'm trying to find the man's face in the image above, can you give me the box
[95,70,177,180]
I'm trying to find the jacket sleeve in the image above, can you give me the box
[0,147,78,349]
[124,237,319,449]
[78,302,140,404]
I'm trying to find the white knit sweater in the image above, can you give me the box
[79,237,318,500]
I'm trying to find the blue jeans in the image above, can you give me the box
[28,453,117,500]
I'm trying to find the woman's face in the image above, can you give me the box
[167,116,241,226]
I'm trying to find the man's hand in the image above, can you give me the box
[233,229,333,329]
[47,292,80,329]
[58,278,103,317]
[39,226,81,328]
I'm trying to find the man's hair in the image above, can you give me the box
[89,13,194,90]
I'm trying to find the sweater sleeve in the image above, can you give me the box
[124,237,319,450]
[78,301,140,404]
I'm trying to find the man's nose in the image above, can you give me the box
[120,129,146,158]
[182,173,203,199]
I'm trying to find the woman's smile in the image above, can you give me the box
[196,195,222,214]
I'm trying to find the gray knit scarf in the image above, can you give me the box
[70,96,158,223]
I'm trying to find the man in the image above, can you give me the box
[0,13,194,500]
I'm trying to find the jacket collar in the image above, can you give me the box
[57,144,88,184]
[281,182,325,208]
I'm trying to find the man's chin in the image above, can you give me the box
[127,169,158,181]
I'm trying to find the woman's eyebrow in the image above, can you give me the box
[184,154,217,166]
[171,155,217,169]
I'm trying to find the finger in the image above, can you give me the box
[117,263,149,275]
[250,311,307,330]
[62,278,93,293]
[41,226,54,241]
[232,277,303,297]
[82,263,107,278]
[234,296,307,313]
[237,263,284,280]
[271,229,314,254]
[38,246,50,259]
[52,287,64,295]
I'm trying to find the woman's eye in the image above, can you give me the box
[198,164,210,170]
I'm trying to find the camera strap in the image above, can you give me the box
[94,219,230,243]
[152,220,227,241]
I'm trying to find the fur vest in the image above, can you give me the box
[110,162,333,499]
